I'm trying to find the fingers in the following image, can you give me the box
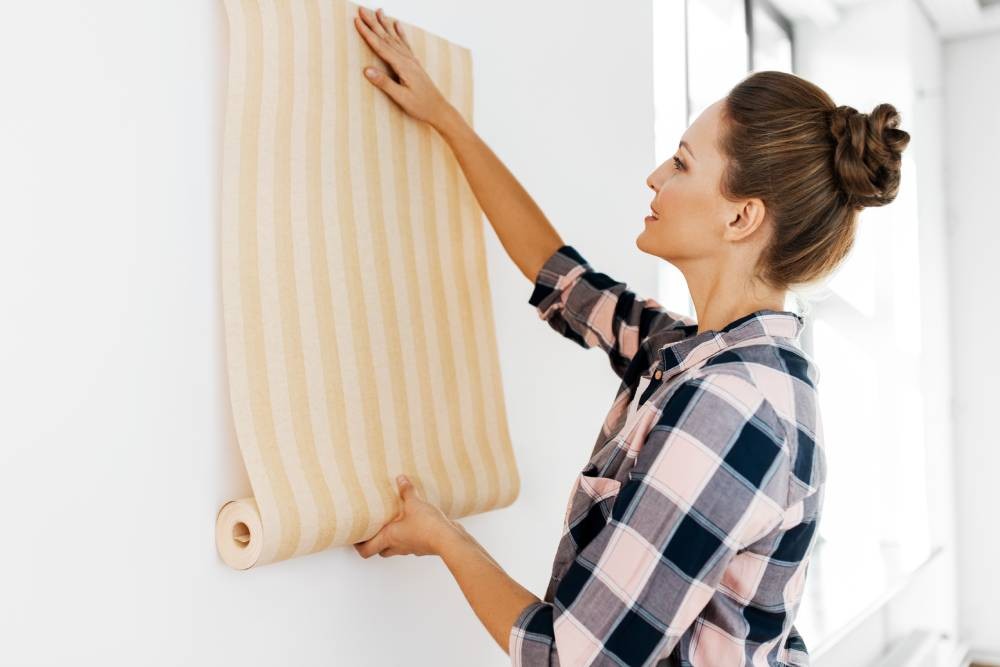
[353,13,393,65]
[354,527,389,559]
[363,6,392,42]
[376,8,412,53]
[393,19,411,51]
[355,6,404,64]
[373,8,395,41]
[356,528,405,558]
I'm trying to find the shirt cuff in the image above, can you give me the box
[508,599,554,665]
[528,244,591,311]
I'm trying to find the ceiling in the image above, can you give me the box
[767,0,1000,40]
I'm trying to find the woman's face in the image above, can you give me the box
[636,98,743,267]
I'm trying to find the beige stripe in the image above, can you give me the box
[435,29,477,515]
[259,0,320,560]
[448,36,500,514]
[448,44,510,512]
[406,27,464,516]
[393,29,455,510]
[320,0,381,543]
[221,0,284,557]
[238,0,300,564]
[271,0,342,558]
[429,40,485,515]
[301,0,352,552]
[311,0,369,548]
[368,31,436,508]
[369,28,422,494]
[442,40,501,513]
[454,45,520,507]
[340,0,396,535]
[288,0,343,554]
[349,0,408,523]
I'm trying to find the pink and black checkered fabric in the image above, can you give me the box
[509,245,826,666]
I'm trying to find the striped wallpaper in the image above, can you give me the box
[215,0,519,569]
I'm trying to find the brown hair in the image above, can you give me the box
[719,70,911,291]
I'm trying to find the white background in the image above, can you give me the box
[1,1,997,665]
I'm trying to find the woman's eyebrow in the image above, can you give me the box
[679,140,696,161]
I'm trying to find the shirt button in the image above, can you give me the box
[653,370,663,380]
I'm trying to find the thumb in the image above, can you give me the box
[364,67,404,99]
[396,474,416,499]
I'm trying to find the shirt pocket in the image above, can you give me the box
[565,463,622,551]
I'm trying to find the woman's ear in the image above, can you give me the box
[725,197,767,241]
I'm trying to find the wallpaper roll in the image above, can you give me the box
[216,0,519,570]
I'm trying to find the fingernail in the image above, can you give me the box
[365,67,377,78]
[397,474,406,484]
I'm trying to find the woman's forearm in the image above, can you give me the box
[437,521,541,655]
[433,104,564,284]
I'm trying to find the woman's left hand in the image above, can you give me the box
[353,475,457,559]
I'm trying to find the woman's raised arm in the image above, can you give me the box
[354,6,564,284]
[434,107,564,284]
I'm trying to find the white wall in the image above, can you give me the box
[0,1,658,665]
[944,27,1000,657]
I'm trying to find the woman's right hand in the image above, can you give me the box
[354,6,452,127]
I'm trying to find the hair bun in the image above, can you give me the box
[829,103,911,211]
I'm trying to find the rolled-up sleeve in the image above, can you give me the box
[508,372,790,666]
[528,245,691,379]
[509,600,558,666]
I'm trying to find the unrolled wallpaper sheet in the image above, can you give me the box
[216,0,519,569]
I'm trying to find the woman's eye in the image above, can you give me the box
[673,156,684,171]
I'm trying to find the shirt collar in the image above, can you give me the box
[658,309,805,378]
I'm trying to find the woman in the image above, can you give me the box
[351,6,910,666]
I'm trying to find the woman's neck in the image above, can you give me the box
[683,262,787,335]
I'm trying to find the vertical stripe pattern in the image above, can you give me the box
[216,0,518,569]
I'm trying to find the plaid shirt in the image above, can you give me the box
[509,245,826,667]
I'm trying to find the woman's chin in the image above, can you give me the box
[636,232,674,260]
[635,230,650,252]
